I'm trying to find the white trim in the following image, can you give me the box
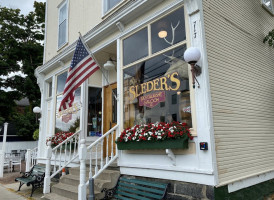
[228,170,274,193]
[120,167,216,186]
[43,0,48,65]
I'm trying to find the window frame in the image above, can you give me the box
[102,0,125,18]
[262,0,274,15]
[58,0,68,49]
[120,6,197,136]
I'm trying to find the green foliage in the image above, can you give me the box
[68,118,80,133]
[33,129,39,140]
[12,107,38,140]
[0,2,45,121]
[263,29,274,47]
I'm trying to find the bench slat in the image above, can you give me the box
[120,178,167,189]
[119,182,164,195]
[116,190,151,200]
[117,186,163,199]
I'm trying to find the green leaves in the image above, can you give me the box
[263,29,274,47]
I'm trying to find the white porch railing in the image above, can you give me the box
[78,124,119,200]
[25,147,38,172]
[43,130,81,194]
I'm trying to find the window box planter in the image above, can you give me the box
[117,136,189,150]
[116,122,193,150]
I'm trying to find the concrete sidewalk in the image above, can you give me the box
[0,184,26,200]
[0,182,43,200]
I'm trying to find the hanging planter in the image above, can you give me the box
[116,122,193,150]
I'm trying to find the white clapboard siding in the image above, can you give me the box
[203,0,274,185]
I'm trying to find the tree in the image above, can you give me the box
[0,2,45,138]
[263,29,274,47]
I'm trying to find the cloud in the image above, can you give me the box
[0,0,46,15]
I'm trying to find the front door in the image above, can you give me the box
[103,83,117,156]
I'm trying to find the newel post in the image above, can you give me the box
[43,141,52,194]
[78,139,87,200]
[25,149,31,172]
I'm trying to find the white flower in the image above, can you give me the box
[148,137,151,140]
[133,137,136,140]
[149,131,153,135]
[157,136,162,139]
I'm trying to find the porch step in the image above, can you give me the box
[45,163,120,200]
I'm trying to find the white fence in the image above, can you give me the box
[0,141,38,155]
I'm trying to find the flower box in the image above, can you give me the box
[117,137,189,150]
[116,122,193,150]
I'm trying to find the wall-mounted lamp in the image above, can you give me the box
[158,30,167,38]
[103,58,116,71]
[184,47,202,89]
[33,106,41,123]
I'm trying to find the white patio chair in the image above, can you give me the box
[4,157,11,172]
[11,155,21,172]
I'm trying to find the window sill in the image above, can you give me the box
[57,42,69,52]
[102,0,129,20]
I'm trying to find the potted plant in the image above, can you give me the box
[116,121,193,150]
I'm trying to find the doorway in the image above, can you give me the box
[103,82,117,156]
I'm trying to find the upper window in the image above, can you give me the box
[58,1,68,48]
[104,0,122,14]
[262,0,274,14]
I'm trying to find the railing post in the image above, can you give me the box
[25,149,31,172]
[78,139,87,200]
[43,142,52,194]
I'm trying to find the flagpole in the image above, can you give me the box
[78,32,118,100]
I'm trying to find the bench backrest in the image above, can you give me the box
[115,177,168,200]
[31,165,45,176]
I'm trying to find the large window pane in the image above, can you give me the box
[123,28,148,66]
[55,88,81,133]
[57,72,67,94]
[123,45,192,129]
[58,2,67,47]
[87,87,102,137]
[151,7,186,53]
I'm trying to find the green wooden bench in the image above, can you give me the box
[102,176,169,200]
[15,165,45,197]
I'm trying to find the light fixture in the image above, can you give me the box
[184,47,202,89]
[33,106,41,123]
[103,58,116,71]
[158,30,167,38]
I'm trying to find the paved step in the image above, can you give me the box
[51,182,79,200]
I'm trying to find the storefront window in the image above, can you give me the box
[55,71,81,134]
[123,45,192,128]
[87,87,102,137]
[151,7,186,53]
[123,28,148,66]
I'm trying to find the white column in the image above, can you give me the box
[78,139,87,200]
[43,142,52,194]
[25,149,31,172]
[2,123,8,152]
[0,150,4,177]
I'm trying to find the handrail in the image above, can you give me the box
[87,124,119,150]
[52,129,80,151]
[85,124,119,186]
[44,130,81,194]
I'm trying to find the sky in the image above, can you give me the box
[0,0,46,15]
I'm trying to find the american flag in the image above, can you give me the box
[59,37,99,111]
